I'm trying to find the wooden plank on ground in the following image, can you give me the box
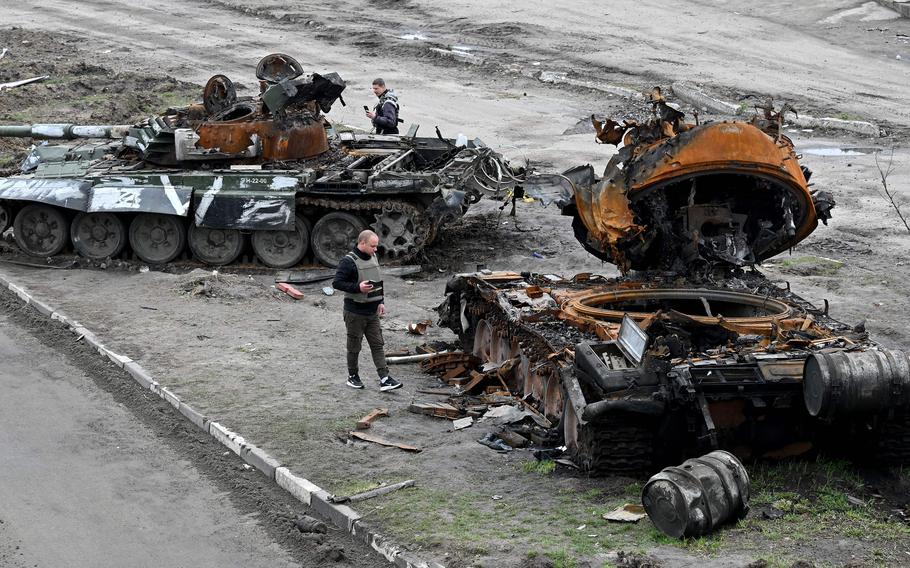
[350,431,421,452]
[355,407,389,430]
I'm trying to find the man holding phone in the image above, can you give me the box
[332,229,403,391]
[364,78,400,135]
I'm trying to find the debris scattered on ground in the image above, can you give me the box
[276,282,305,300]
[355,407,388,430]
[386,351,448,364]
[350,430,421,452]
[452,416,473,430]
[408,401,461,418]
[603,504,648,523]
[406,319,432,335]
[275,268,335,284]
[477,432,513,452]
[295,515,328,534]
[330,479,416,504]
[0,74,49,91]
[322,286,334,296]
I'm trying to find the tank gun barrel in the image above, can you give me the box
[0,124,131,139]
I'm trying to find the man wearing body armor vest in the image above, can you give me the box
[365,78,400,135]
[332,230,403,391]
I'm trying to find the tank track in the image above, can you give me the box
[873,412,910,465]
[576,412,658,476]
[298,196,433,264]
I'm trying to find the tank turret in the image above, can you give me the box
[0,53,519,268]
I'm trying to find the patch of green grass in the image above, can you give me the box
[158,90,194,107]
[522,459,556,474]
[774,255,844,276]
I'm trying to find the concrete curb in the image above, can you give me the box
[876,0,910,18]
[0,272,438,567]
[670,82,880,137]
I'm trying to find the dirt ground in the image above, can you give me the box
[1,1,910,566]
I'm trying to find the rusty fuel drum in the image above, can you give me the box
[803,349,910,419]
[642,450,750,538]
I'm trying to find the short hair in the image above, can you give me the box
[372,78,385,87]
[358,229,378,244]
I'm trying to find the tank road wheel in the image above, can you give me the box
[311,212,366,267]
[70,212,126,260]
[129,213,187,264]
[0,202,12,234]
[189,225,245,266]
[251,214,309,269]
[371,208,422,261]
[13,204,70,257]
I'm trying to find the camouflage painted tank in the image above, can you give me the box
[0,54,518,268]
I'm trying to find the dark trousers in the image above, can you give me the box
[343,310,388,378]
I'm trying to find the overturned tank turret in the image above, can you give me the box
[0,54,520,268]
[528,89,835,273]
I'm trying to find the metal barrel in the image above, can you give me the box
[0,124,131,139]
[641,450,750,538]
[803,349,910,418]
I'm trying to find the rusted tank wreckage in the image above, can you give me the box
[0,54,518,268]
[439,90,909,475]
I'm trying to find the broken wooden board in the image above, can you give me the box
[350,431,421,452]
[355,407,389,430]
[408,402,461,419]
[460,371,489,394]
[445,376,472,387]
[443,365,467,380]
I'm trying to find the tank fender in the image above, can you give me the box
[0,177,90,211]
[88,181,192,216]
[194,188,295,230]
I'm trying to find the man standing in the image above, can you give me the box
[332,229,403,391]
[365,78,400,135]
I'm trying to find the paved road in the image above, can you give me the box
[0,313,299,568]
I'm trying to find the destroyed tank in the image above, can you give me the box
[0,54,518,268]
[439,92,910,475]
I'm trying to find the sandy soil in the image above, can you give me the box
[1,2,910,566]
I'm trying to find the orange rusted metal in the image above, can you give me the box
[196,119,329,160]
[566,93,831,273]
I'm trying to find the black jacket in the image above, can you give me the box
[333,248,381,315]
[372,90,400,135]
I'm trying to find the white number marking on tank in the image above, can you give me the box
[239,178,269,185]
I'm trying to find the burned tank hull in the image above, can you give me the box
[439,271,910,475]
[0,55,518,268]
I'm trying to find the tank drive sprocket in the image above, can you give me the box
[299,197,431,266]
